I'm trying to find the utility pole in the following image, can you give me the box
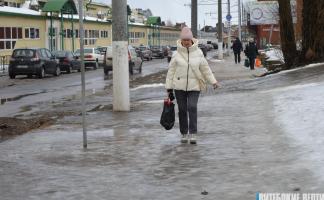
[191,0,198,37]
[78,0,87,148]
[112,0,130,111]
[227,0,231,55]
[218,0,223,59]
[238,0,242,40]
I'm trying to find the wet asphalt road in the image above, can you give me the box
[1,55,324,199]
[0,58,169,117]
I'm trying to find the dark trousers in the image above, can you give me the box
[249,57,255,70]
[175,90,200,134]
[234,52,241,63]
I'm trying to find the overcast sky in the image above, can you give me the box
[95,0,254,28]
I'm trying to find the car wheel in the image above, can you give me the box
[104,68,109,76]
[67,65,72,74]
[38,67,45,79]
[9,73,15,79]
[54,66,61,76]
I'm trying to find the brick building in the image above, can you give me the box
[248,0,303,49]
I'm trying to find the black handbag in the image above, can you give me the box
[160,99,175,130]
[244,58,250,68]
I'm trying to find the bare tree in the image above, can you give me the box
[277,0,297,69]
[302,0,324,62]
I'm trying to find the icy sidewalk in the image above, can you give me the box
[0,65,8,77]
[1,58,324,200]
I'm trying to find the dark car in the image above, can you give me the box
[167,46,177,63]
[9,48,60,79]
[151,47,165,59]
[52,50,81,73]
[198,44,207,57]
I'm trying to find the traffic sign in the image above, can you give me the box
[226,14,232,21]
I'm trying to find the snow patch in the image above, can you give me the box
[131,83,165,91]
[0,6,41,16]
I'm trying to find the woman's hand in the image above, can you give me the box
[213,82,221,89]
[167,89,175,101]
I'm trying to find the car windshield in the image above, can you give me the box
[170,47,177,51]
[75,49,93,54]
[53,51,67,57]
[12,49,35,58]
[139,47,146,51]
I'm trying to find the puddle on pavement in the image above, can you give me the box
[0,90,48,105]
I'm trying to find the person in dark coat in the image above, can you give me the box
[244,38,258,70]
[232,37,243,64]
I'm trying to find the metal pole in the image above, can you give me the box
[78,0,87,148]
[227,0,231,55]
[112,0,130,111]
[71,13,75,52]
[191,0,198,38]
[61,11,64,50]
[238,0,242,40]
[50,12,53,52]
[218,0,223,59]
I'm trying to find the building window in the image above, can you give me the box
[84,29,98,46]
[25,27,40,39]
[0,27,22,50]
[100,30,108,38]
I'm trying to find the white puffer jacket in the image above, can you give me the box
[165,39,217,91]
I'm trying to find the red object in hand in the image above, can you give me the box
[164,98,172,106]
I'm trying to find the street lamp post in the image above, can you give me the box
[218,0,223,59]
[238,0,242,40]
[191,0,198,37]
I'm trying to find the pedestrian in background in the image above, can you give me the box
[232,37,243,64]
[244,38,259,70]
[165,27,220,144]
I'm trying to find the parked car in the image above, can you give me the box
[151,46,165,59]
[74,48,104,69]
[206,44,214,51]
[198,44,207,57]
[96,46,108,55]
[167,46,177,63]
[162,46,169,57]
[103,45,143,75]
[52,50,81,73]
[103,46,113,76]
[211,42,218,49]
[135,47,144,61]
[129,46,143,74]
[138,45,153,61]
[9,48,60,79]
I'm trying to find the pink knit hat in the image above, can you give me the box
[180,27,193,40]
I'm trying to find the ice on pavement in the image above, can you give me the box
[272,81,324,181]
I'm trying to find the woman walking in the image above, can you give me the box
[165,27,220,144]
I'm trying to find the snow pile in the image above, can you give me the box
[265,48,284,63]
